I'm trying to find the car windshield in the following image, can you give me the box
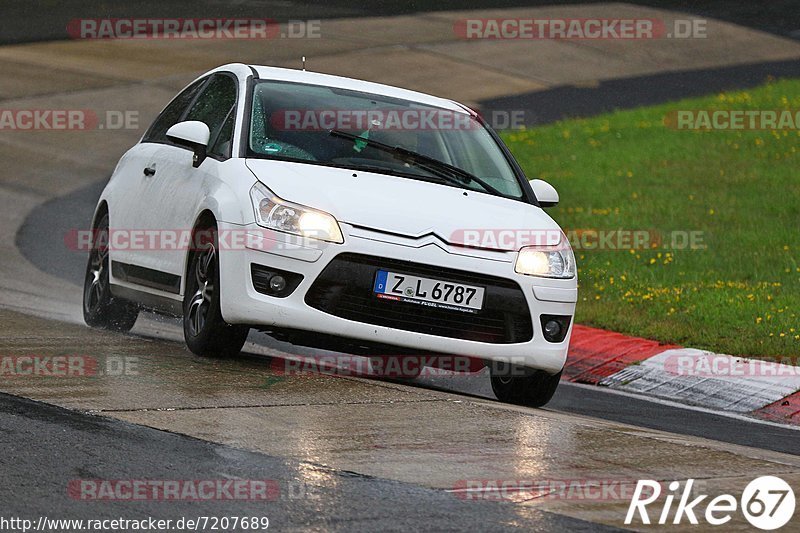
[247,80,524,198]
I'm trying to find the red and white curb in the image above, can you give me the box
[565,325,800,426]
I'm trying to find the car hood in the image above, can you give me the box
[245,159,563,251]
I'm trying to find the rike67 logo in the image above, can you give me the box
[626,476,795,530]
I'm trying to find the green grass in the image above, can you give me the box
[501,78,800,357]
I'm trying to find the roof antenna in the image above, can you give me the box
[302,56,306,71]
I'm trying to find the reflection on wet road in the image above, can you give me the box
[2,308,798,529]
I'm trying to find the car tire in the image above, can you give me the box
[490,362,562,407]
[82,213,140,332]
[183,224,249,358]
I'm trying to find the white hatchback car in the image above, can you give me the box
[84,63,577,406]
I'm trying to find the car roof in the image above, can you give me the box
[248,64,472,114]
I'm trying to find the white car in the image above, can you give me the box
[83,63,577,407]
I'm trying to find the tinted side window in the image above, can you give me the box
[143,78,207,143]
[184,74,237,157]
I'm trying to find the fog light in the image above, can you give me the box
[540,314,571,343]
[543,320,561,339]
[269,275,287,293]
[251,264,303,298]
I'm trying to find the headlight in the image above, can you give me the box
[515,241,576,278]
[250,182,344,244]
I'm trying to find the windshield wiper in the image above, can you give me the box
[329,129,507,198]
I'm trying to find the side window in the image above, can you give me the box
[184,74,237,159]
[142,78,207,143]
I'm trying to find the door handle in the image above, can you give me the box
[143,166,156,177]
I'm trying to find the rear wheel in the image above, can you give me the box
[183,225,249,357]
[490,362,561,407]
[82,213,139,332]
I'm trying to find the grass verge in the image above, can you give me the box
[502,78,799,357]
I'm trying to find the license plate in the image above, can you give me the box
[373,270,485,313]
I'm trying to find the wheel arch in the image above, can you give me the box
[90,201,109,228]
[182,209,219,296]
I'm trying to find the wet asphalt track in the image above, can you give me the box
[0,393,619,532]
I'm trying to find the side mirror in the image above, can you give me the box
[166,121,210,168]
[529,179,559,207]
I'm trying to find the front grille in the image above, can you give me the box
[305,253,532,344]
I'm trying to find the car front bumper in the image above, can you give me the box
[218,222,577,375]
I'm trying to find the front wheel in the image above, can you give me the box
[183,225,249,357]
[83,213,139,332]
[490,362,562,407]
